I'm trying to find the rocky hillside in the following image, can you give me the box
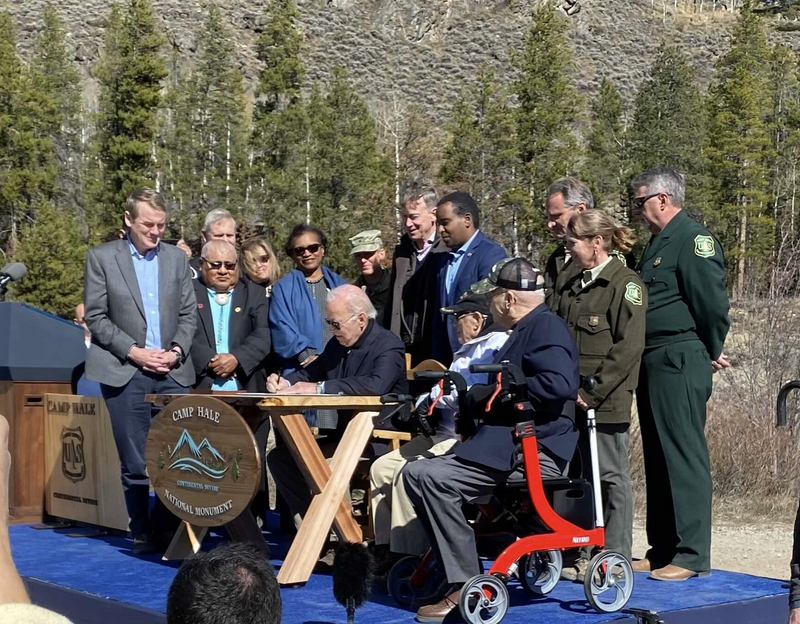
[3,1,796,121]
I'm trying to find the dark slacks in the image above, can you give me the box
[579,422,633,560]
[403,450,567,584]
[637,341,712,572]
[101,369,187,538]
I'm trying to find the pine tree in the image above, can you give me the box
[440,66,522,253]
[706,1,775,297]
[88,0,167,242]
[583,77,626,212]
[0,12,57,255]
[11,203,87,318]
[513,2,582,255]
[164,4,248,229]
[249,0,308,251]
[308,67,392,275]
[627,44,706,208]
[29,3,83,212]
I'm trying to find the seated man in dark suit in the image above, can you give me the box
[190,240,271,393]
[403,258,580,622]
[266,284,407,528]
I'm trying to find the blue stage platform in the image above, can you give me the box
[8,525,790,624]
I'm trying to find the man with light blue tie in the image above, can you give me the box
[84,188,196,555]
[433,192,507,364]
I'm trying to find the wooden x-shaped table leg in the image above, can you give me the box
[273,411,376,585]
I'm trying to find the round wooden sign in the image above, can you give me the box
[146,395,261,527]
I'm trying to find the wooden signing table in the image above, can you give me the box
[146,392,404,586]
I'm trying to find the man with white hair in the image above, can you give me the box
[186,208,238,278]
[266,285,407,526]
[403,258,580,621]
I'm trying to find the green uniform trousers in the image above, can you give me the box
[637,340,712,572]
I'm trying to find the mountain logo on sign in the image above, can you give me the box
[167,429,229,480]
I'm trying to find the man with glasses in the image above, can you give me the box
[84,188,196,555]
[630,167,730,582]
[265,285,406,532]
[350,229,391,323]
[190,241,271,393]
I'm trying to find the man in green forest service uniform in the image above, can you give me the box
[631,167,731,582]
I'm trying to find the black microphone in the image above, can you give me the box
[333,542,374,624]
[0,263,26,289]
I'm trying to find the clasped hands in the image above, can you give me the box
[266,374,318,395]
[129,346,179,374]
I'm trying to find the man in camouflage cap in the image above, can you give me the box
[350,229,391,322]
[631,168,731,582]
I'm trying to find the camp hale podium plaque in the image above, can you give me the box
[146,395,261,527]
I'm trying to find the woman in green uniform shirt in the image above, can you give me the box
[554,211,647,580]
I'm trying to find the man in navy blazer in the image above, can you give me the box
[266,285,407,527]
[403,258,579,622]
[433,192,507,363]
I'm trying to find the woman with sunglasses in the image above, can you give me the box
[269,224,347,383]
[240,236,282,298]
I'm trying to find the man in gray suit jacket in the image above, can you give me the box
[84,188,196,555]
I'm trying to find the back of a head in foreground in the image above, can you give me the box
[167,543,282,624]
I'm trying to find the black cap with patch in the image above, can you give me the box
[471,257,543,295]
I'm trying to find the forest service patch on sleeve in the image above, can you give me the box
[625,282,643,306]
[694,235,715,258]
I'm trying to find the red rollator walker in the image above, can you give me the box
[444,362,634,624]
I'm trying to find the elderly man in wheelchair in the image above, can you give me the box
[401,257,584,622]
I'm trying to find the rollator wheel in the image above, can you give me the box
[459,574,509,624]
[583,550,634,613]
[518,549,562,596]
[388,555,444,607]
[387,556,423,607]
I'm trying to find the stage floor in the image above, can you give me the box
[8,524,790,624]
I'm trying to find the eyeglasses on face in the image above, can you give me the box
[293,243,322,256]
[255,254,270,264]
[324,314,357,330]
[632,192,670,211]
[201,258,237,271]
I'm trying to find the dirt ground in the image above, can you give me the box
[631,508,795,580]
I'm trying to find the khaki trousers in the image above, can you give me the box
[369,435,458,556]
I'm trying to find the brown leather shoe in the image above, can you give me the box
[650,564,710,582]
[416,586,461,623]
[631,557,653,573]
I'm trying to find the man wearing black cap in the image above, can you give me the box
[403,257,580,622]
[370,292,508,570]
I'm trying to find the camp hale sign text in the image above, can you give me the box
[146,395,261,527]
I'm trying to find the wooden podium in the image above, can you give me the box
[0,303,87,522]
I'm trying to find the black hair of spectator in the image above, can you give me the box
[437,191,480,229]
[284,223,328,257]
[166,542,282,624]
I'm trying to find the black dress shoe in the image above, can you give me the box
[132,534,158,555]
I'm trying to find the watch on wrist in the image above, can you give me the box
[316,382,324,395]
[170,347,182,364]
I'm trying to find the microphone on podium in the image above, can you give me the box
[0,263,27,301]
